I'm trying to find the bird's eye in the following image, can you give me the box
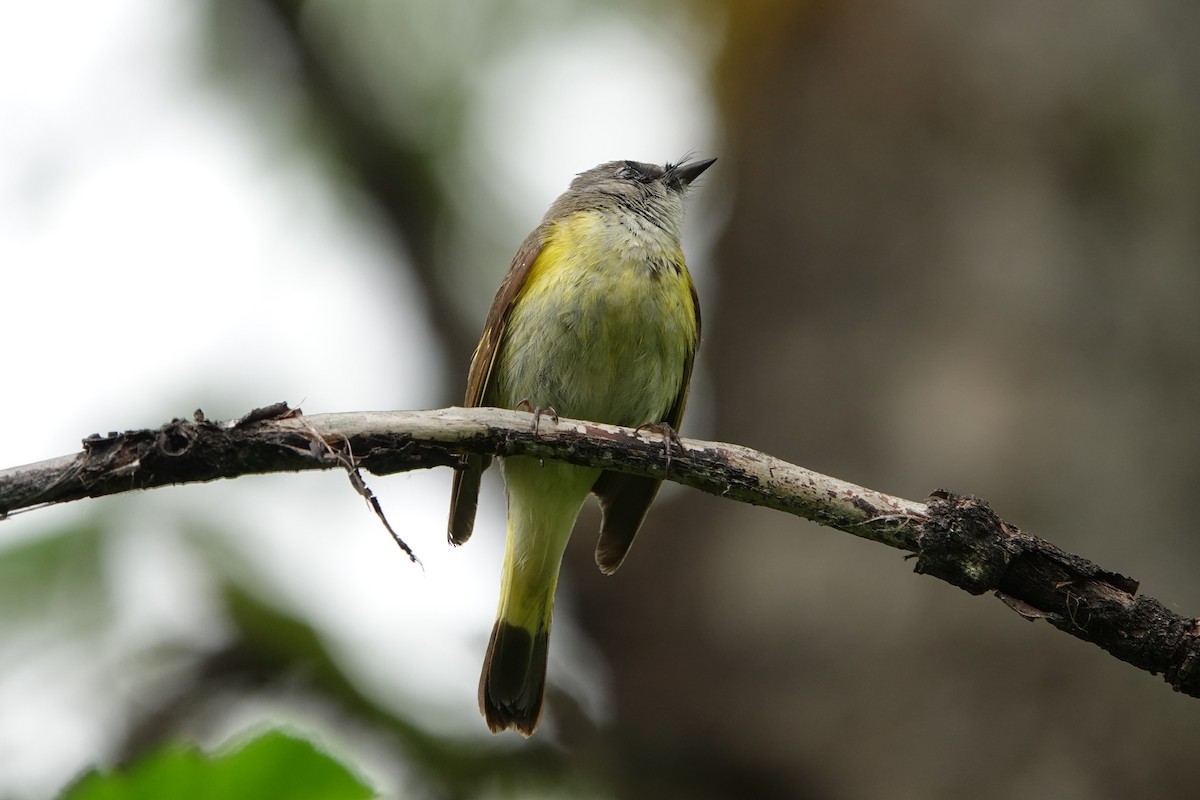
[618,163,638,180]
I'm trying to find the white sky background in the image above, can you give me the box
[0,0,717,795]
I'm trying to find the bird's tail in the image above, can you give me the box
[478,530,559,736]
[479,457,595,735]
[479,614,552,735]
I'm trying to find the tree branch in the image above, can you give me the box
[2,404,1198,698]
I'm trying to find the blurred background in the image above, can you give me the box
[2,0,1199,797]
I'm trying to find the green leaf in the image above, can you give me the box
[62,729,375,800]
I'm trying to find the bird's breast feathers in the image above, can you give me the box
[493,211,697,426]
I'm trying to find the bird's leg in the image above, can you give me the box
[634,421,683,470]
[515,400,559,437]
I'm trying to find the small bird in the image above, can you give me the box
[448,156,714,735]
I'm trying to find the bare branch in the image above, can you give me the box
[2,404,1198,698]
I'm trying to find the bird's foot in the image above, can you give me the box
[515,400,559,437]
[635,421,683,466]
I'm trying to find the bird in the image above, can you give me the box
[448,156,714,735]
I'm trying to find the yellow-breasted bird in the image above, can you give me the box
[448,156,714,736]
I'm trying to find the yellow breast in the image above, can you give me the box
[493,211,698,427]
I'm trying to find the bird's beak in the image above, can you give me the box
[675,157,717,186]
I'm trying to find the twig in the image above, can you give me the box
[1,404,1197,698]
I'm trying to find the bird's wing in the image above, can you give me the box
[447,226,547,545]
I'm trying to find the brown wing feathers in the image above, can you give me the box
[447,229,547,545]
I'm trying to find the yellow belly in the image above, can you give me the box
[492,211,697,427]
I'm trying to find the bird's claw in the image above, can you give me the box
[516,400,559,437]
[635,421,683,467]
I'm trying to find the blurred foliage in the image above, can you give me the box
[0,508,592,798]
[62,730,374,800]
[0,520,110,633]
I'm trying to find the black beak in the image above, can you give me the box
[674,156,717,186]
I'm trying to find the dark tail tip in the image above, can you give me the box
[479,620,550,736]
